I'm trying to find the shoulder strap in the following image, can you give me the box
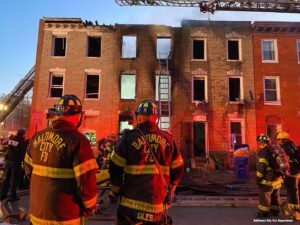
[136,128,168,189]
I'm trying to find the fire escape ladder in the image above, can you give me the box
[158,53,171,130]
[0,66,35,123]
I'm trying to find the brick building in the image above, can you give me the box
[252,22,300,144]
[30,18,259,168]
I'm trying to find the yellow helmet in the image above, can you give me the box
[276,132,290,140]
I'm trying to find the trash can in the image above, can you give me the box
[234,144,249,180]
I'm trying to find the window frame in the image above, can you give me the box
[192,76,208,103]
[120,74,136,100]
[191,38,207,61]
[228,76,244,104]
[49,73,64,98]
[87,36,101,58]
[263,76,281,105]
[121,35,137,59]
[84,74,101,100]
[226,39,242,61]
[51,36,67,57]
[261,39,278,63]
[228,119,245,151]
[155,75,172,101]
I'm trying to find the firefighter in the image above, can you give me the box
[256,134,283,218]
[276,132,300,219]
[0,128,27,201]
[24,95,98,225]
[109,100,184,225]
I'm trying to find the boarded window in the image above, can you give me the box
[52,37,66,56]
[264,77,279,102]
[193,77,205,101]
[262,40,276,61]
[86,75,99,99]
[193,40,205,60]
[50,75,63,97]
[88,37,101,57]
[122,36,136,58]
[229,77,240,102]
[157,38,171,59]
[227,40,239,60]
[121,74,136,99]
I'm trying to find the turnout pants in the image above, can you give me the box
[258,187,281,216]
[0,160,21,198]
[285,176,300,210]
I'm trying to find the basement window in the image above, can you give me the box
[87,37,101,57]
[192,39,206,60]
[52,36,66,56]
[121,74,136,99]
[262,39,278,62]
[192,76,207,102]
[85,74,100,99]
[227,40,241,61]
[156,75,171,101]
[157,37,171,59]
[122,36,137,58]
[264,76,280,104]
[228,77,243,103]
[49,74,63,98]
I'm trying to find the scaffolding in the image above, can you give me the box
[0,66,35,123]
[115,0,300,13]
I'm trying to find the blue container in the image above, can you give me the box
[234,157,249,180]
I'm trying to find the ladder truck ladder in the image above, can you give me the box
[158,53,171,130]
[0,66,35,123]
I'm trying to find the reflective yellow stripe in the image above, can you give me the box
[110,184,121,194]
[258,205,270,212]
[171,157,184,169]
[30,214,87,225]
[111,151,126,168]
[73,159,98,177]
[288,203,299,209]
[83,194,98,209]
[256,172,264,178]
[24,153,32,166]
[261,178,282,188]
[289,174,300,178]
[258,158,269,165]
[120,197,165,214]
[125,165,169,175]
[266,167,272,171]
[271,205,280,210]
[32,164,74,178]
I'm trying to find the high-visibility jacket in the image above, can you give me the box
[109,122,184,221]
[24,120,98,225]
[280,141,300,178]
[256,146,283,190]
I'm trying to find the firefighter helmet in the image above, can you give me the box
[257,134,270,143]
[48,95,83,116]
[135,100,159,117]
[276,132,290,140]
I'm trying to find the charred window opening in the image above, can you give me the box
[193,39,205,60]
[229,77,241,102]
[50,74,63,98]
[122,36,136,58]
[227,40,240,60]
[264,77,279,102]
[262,40,276,61]
[157,38,171,59]
[230,122,242,147]
[121,74,136,99]
[52,37,66,56]
[85,75,99,99]
[88,37,101,57]
[193,77,205,101]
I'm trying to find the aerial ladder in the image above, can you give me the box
[0,66,35,123]
[115,0,300,13]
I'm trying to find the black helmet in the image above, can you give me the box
[257,134,270,143]
[17,128,26,136]
[48,95,83,116]
[135,100,159,117]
